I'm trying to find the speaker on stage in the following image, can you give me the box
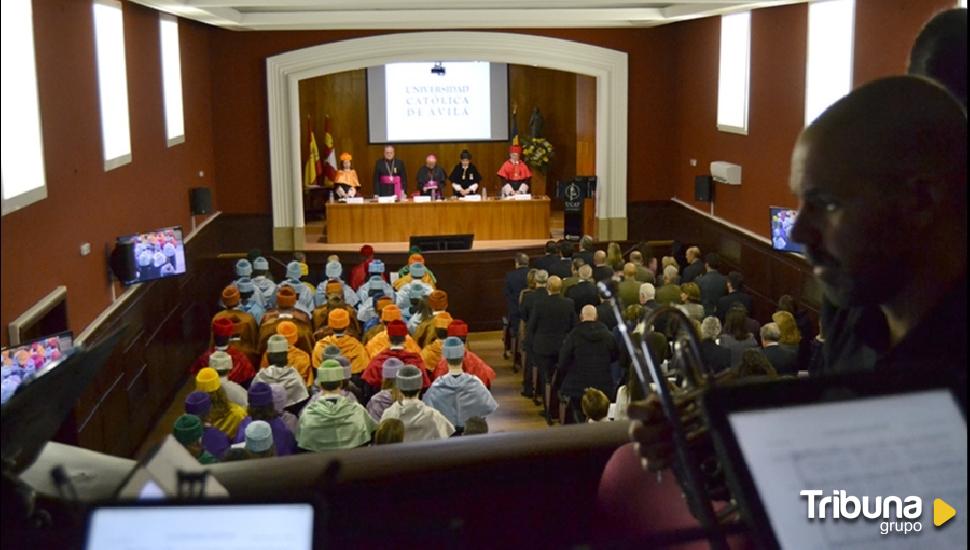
[694,175,714,202]
[189,187,212,215]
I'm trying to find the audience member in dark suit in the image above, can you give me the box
[680,246,705,284]
[533,241,559,272]
[555,305,618,423]
[718,307,759,369]
[566,265,600,314]
[698,317,731,373]
[778,294,815,370]
[696,253,728,317]
[760,322,799,375]
[591,250,614,283]
[526,276,577,423]
[655,265,683,306]
[561,257,586,296]
[716,271,753,321]
[519,270,550,396]
[503,253,530,338]
[575,235,595,267]
[548,240,575,279]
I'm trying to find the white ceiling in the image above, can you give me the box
[131,0,808,31]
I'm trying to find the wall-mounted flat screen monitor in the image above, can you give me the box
[1,330,74,405]
[769,207,804,254]
[117,226,187,286]
[367,62,509,143]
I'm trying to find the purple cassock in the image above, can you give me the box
[234,416,296,456]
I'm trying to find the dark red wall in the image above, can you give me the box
[666,0,956,240]
[0,0,215,346]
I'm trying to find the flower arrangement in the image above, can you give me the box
[521,137,554,173]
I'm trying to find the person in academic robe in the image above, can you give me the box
[360,296,396,342]
[259,321,313,387]
[307,348,362,405]
[396,251,438,284]
[232,382,296,456]
[191,317,256,387]
[366,358,402,422]
[420,313,453,374]
[356,260,394,301]
[252,335,309,409]
[206,351,249,407]
[195,367,247,439]
[257,287,314,359]
[184,391,231,460]
[365,307,422,358]
[173,415,218,465]
[497,145,532,196]
[251,257,277,308]
[373,145,407,197]
[393,262,436,294]
[449,149,483,197]
[416,154,447,200]
[422,338,498,432]
[380,365,454,442]
[315,260,360,308]
[363,320,430,392]
[313,309,370,387]
[349,245,377,291]
[278,262,316,315]
[410,290,447,343]
[297,360,378,451]
[236,278,266,325]
[432,320,496,388]
[270,383,300,436]
[334,152,360,199]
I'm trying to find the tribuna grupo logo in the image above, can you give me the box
[801,490,957,536]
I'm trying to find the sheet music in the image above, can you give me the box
[729,390,967,550]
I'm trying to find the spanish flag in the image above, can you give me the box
[304,123,322,188]
[510,104,520,146]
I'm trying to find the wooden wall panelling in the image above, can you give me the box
[298,65,579,200]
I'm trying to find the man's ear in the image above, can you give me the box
[903,174,945,228]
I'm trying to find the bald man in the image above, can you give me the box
[554,305,618,423]
[526,275,577,423]
[591,250,614,283]
[788,76,966,382]
[908,8,966,108]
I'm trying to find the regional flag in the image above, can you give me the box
[304,124,322,188]
[321,116,338,188]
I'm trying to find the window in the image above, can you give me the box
[93,0,131,170]
[717,11,751,134]
[159,14,184,146]
[1,0,47,216]
[804,0,855,126]
[959,0,966,8]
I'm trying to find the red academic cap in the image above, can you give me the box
[212,317,234,338]
[387,319,409,337]
[447,320,469,337]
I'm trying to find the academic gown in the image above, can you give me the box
[356,281,396,305]
[297,395,377,451]
[210,402,247,439]
[252,365,309,407]
[253,277,277,308]
[190,346,256,386]
[202,425,231,459]
[449,163,482,194]
[373,158,408,197]
[314,279,359,308]
[380,399,455,442]
[363,349,431,390]
[260,347,313,387]
[421,339,444,374]
[393,276,435,294]
[422,372,498,428]
[497,159,532,191]
[433,351,497,389]
[313,334,370,374]
[234,416,296,456]
[278,279,316,315]
[219,376,249,408]
[366,390,396,422]
[365,330,422,358]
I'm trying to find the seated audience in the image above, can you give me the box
[233,382,296,456]
[195,367,247,439]
[173,414,218,464]
[581,388,610,423]
[380,365,455,442]
[192,317,256,386]
[298,360,377,451]
[363,320,430,392]
[422,337,498,432]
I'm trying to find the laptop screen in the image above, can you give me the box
[85,503,314,550]
[728,389,966,549]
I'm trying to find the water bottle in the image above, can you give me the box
[482,186,487,200]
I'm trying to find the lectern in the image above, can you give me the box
[557,176,596,240]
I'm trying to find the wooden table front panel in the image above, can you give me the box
[326,199,551,243]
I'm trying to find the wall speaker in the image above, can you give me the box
[694,175,714,202]
[189,187,212,215]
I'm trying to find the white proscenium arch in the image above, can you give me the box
[266,31,628,249]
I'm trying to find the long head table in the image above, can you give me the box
[325,198,551,243]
